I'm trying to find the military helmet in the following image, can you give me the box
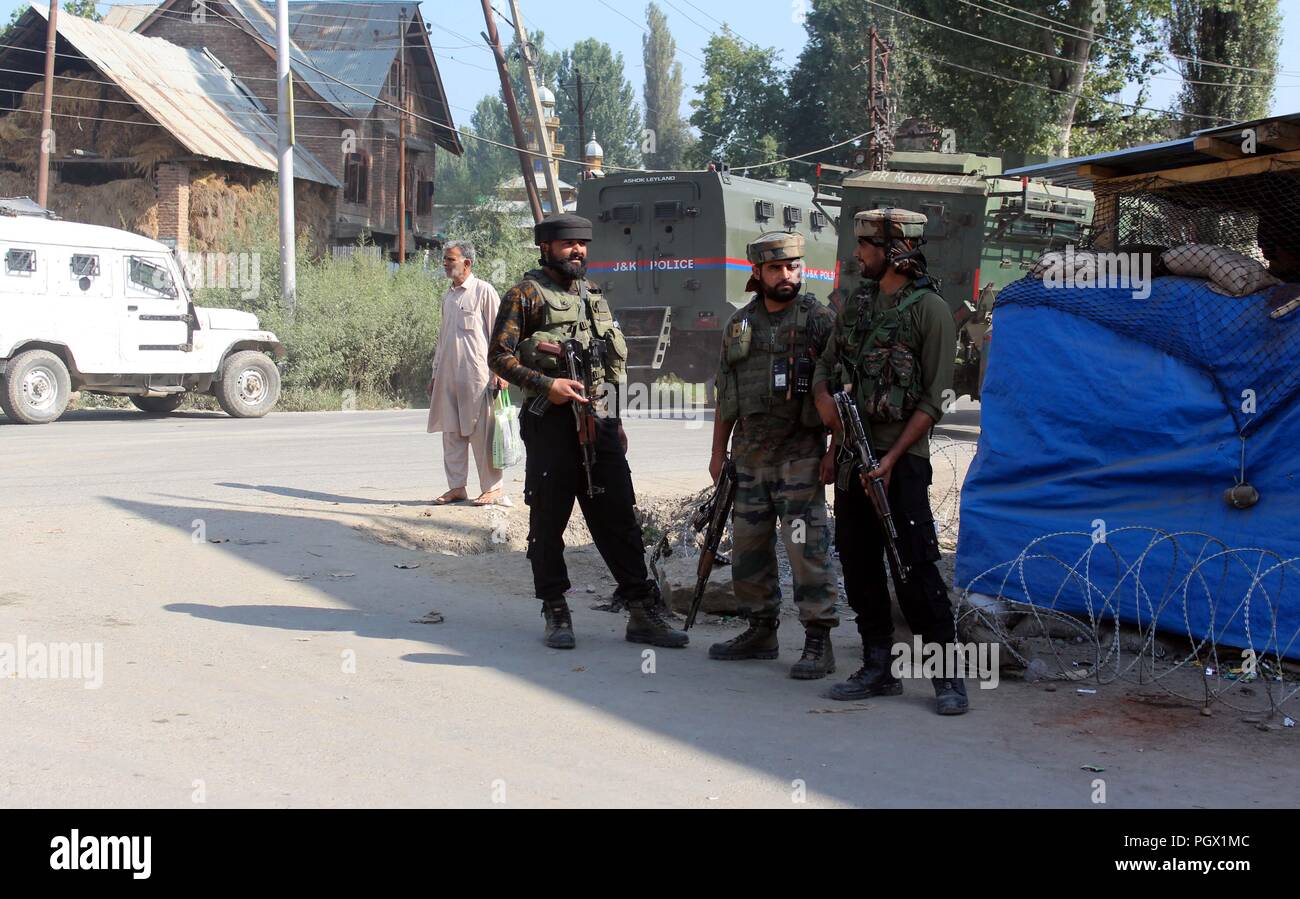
[534,213,593,245]
[746,230,805,265]
[854,208,927,241]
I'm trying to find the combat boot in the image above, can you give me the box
[932,677,969,715]
[708,617,780,661]
[625,597,689,648]
[541,597,575,650]
[789,625,835,680]
[829,641,902,700]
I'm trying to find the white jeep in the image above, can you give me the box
[0,208,285,424]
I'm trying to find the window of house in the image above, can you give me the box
[5,248,37,274]
[344,152,370,204]
[416,176,434,216]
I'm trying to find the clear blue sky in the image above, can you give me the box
[4,0,1298,136]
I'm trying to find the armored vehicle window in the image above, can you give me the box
[70,254,100,278]
[920,203,948,238]
[611,204,640,224]
[654,201,682,220]
[5,248,37,274]
[127,256,176,298]
[810,210,828,231]
[755,200,774,222]
[783,205,802,227]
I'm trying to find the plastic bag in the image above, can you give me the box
[491,388,523,469]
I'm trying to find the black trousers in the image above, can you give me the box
[520,403,652,603]
[834,453,955,646]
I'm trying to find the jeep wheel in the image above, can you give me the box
[0,349,72,424]
[214,350,280,418]
[130,394,185,415]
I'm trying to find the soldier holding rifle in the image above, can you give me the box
[812,208,968,715]
[709,231,839,679]
[488,214,688,652]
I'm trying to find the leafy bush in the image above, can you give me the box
[190,184,536,409]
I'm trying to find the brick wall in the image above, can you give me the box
[155,162,190,251]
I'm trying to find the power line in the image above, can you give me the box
[674,0,762,49]
[595,0,704,65]
[966,0,1300,78]
[893,44,1233,124]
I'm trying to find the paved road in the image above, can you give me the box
[1,406,1294,808]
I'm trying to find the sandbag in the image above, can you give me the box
[1161,243,1280,297]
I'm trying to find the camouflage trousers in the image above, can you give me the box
[730,455,839,629]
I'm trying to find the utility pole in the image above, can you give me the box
[574,69,585,159]
[397,8,406,262]
[479,0,542,223]
[275,0,297,317]
[508,0,563,215]
[866,25,893,172]
[36,1,59,208]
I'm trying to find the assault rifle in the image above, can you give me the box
[531,338,604,498]
[833,390,909,584]
[685,457,738,630]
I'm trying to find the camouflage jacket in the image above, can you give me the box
[488,267,602,396]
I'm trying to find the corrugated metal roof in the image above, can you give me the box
[215,0,460,153]
[1007,112,1300,189]
[22,6,337,186]
[102,4,158,32]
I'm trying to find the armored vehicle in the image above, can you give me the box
[0,205,284,424]
[576,170,840,388]
[837,151,1094,398]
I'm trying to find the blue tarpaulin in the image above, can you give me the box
[956,275,1300,660]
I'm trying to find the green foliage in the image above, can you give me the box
[554,38,642,180]
[641,2,693,170]
[1169,0,1281,129]
[62,0,101,21]
[785,0,1175,163]
[687,28,788,176]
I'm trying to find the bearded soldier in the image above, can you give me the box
[708,231,839,679]
[487,213,688,651]
[811,208,968,715]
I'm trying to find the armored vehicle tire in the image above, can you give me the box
[130,394,185,415]
[214,350,280,418]
[1,349,72,424]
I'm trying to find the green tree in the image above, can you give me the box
[554,38,641,180]
[787,0,1170,163]
[1169,0,1281,129]
[687,28,788,176]
[2,4,30,40]
[62,0,101,20]
[460,96,519,201]
[641,2,692,170]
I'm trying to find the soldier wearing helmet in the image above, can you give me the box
[709,230,840,679]
[488,213,688,652]
[811,207,969,716]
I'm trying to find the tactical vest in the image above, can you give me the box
[515,269,628,398]
[722,294,822,428]
[835,280,932,423]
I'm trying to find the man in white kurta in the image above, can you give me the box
[427,241,507,505]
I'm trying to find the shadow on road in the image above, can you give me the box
[106,494,980,807]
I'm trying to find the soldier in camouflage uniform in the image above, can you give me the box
[811,208,968,715]
[709,231,839,679]
[488,213,688,651]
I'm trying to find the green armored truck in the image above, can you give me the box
[576,170,840,390]
[837,151,1094,399]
